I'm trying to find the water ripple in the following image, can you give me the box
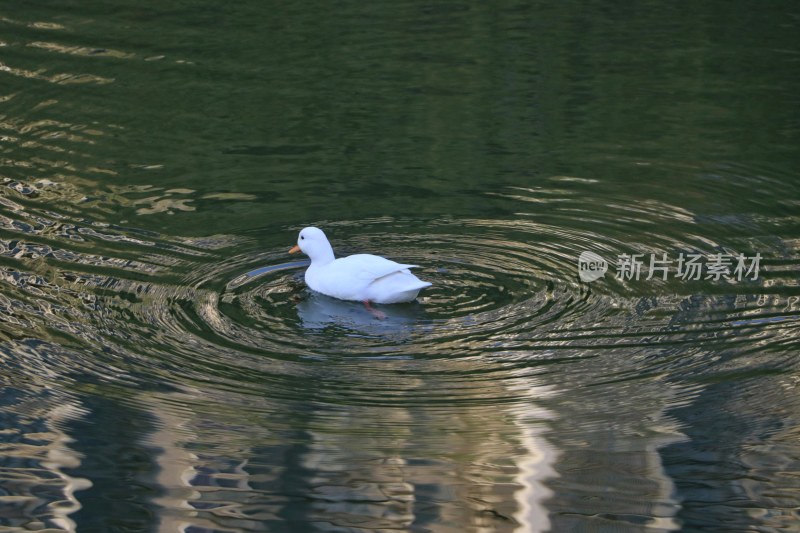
[1,2,799,529]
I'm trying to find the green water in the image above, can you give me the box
[1,2,799,532]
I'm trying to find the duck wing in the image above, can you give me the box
[307,254,416,301]
[345,254,431,303]
[307,254,429,303]
[344,254,419,281]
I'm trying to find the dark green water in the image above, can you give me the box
[1,2,799,531]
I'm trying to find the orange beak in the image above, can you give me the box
[288,244,301,254]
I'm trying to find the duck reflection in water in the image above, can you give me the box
[295,290,428,333]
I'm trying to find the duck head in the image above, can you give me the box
[289,226,335,265]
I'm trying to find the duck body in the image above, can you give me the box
[290,227,431,304]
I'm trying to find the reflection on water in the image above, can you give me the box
[3,204,797,530]
[295,291,426,334]
[2,0,800,531]
[143,379,558,532]
[0,385,90,531]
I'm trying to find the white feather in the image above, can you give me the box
[292,227,431,304]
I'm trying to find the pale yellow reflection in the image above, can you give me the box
[141,365,560,532]
[0,60,114,85]
[0,396,91,531]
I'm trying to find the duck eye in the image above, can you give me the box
[301,235,305,240]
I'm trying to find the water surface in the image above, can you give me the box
[1,1,799,531]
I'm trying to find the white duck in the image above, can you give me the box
[289,227,431,305]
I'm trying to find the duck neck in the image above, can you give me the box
[308,242,335,266]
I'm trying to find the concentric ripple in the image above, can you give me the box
[3,173,797,395]
[2,2,800,529]
[170,220,572,362]
[147,209,798,376]
[3,183,799,531]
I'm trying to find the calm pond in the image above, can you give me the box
[1,2,799,532]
